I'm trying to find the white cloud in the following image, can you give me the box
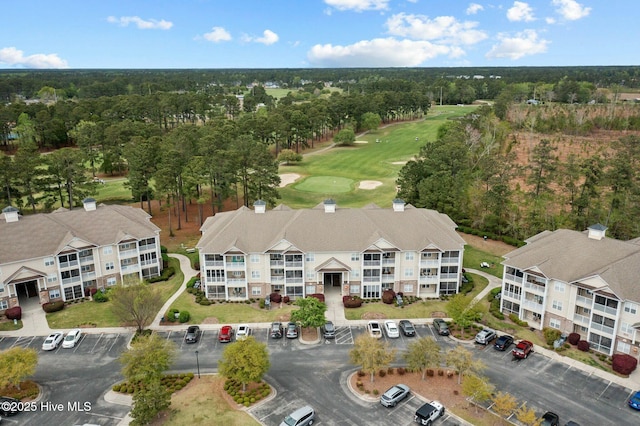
[255,30,279,45]
[507,2,535,22]
[466,3,484,15]
[0,47,69,69]
[486,29,549,60]
[107,16,173,30]
[307,38,464,67]
[552,0,591,21]
[203,27,232,42]
[545,17,556,24]
[323,0,389,12]
[385,13,487,45]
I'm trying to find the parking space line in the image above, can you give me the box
[72,336,85,352]
[597,381,612,400]
[90,333,104,353]
[108,334,122,352]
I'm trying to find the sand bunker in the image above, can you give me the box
[354,140,368,144]
[391,161,407,165]
[359,180,383,190]
[279,173,301,187]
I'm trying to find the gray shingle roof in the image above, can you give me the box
[503,228,640,301]
[197,203,466,255]
[0,204,160,264]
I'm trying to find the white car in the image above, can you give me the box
[384,320,400,338]
[236,324,251,341]
[367,321,382,339]
[42,332,64,351]
[62,328,82,348]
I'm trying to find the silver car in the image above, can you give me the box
[380,384,410,407]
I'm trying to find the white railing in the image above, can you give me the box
[503,290,521,300]
[82,271,96,280]
[205,277,225,283]
[591,322,615,335]
[59,260,79,269]
[440,273,458,280]
[442,257,459,264]
[381,275,395,283]
[121,264,140,274]
[270,276,285,283]
[382,258,395,265]
[285,261,303,268]
[420,260,439,267]
[419,275,438,284]
[205,260,224,267]
[285,277,303,284]
[363,276,381,282]
[139,243,156,252]
[119,249,138,258]
[363,260,381,266]
[79,255,94,264]
[270,260,284,266]
[573,313,589,325]
[593,303,617,316]
[524,281,545,294]
[226,262,245,269]
[505,273,524,284]
[62,276,81,285]
[140,259,157,267]
[227,278,247,285]
[576,295,592,306]
[522,299,544,313]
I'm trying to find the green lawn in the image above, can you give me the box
[0,320,23,331]
[294,176,355,193]
[462,245,504,279]
[46,257,184,328]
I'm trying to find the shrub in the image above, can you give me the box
[198,299,212,306]
[179,311,190,323]
[378,369,386,378]
[270,292,282,303]
[148,266,175,283]
[568,332,581,345]
[382,289,396,304]
[42,301,65,313]
[577,340,590,352]
[426,369,434,377]
[612,354,638,375]
[543,327,562,346]
[343,296,363,308]
[357,370,365,377]
[259,299,265,309]
[397,367,406,375]
[93,290,108,303]
[5,306,21,320]
[372,389,379,396]
[487,287,502,302]
[387,367,394,375]
[309,293,325,303]
[283,296,290,304]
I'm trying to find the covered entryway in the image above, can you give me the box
[15,279,41,311]
[324,272,342,288]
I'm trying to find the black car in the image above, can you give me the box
[270,321,283,339]
[494,335,514,351]
[0,396,21,416]
[399,320,416,337]
[322,321,336,339]
[541,411,560,426]
[184,325,201,343]
[432,319,450,336]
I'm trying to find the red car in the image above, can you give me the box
[218,325,234,343]
[512,340,534,359]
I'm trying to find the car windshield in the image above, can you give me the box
[65,334,75,340]
[283,415,297,426]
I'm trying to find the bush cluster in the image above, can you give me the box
[577,340,590,352]
[309,293,325,303]
[93,290,109,303]
[568,332,581,345]
[4,306,22,320]
[612,354,638,375]
[381,289,396,304]
[489,298,504,320]
[147,266,175,283]
[179,311,190,323]
[508,313,528,327]
[112,373,194,394]
[224,379,270,407]
[343,296,363,308]
[42,301,65,313]
[270,292,282,303]
[543,327,562,346]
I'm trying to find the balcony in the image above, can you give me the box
[593,303,617,316]
[440,273,458,280]
[121,264,140,274]
[82,271,96,281]
[119,249,138,259]
[524,281,545,294]
[61,276,81,285]
[285,261,303,268]
[363,260,381,267]
[590,322,615,336]
[576,295,592,307]
[503,290,521,301]
[573,313,590,326]
[522,299,544,314]
[420,259,439,267]
[79,255,94,265]
[381,274,395,284]
[227,278,247,285]
[505,273,524,284]
[285,277,303,284]
[363,276,381,283]
[140,259,158,267]
[441,256,460,264]
[382,258,396,265]
[226,261,245,270]
[205,277,225,283]
[138,243,157,252]
[270,260,284,267]
[205,260,224,267]
[419,275,438,284]
[270,275,284,283]
[59,260,79,269]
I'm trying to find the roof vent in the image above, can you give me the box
[392,198,405,212]
[323,199,336,213]
[253,199,266,214]
[2,206,19,223]
[587,223,607,240]
[83,197,97,212]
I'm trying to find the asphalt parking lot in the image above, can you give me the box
[0,332,129,356]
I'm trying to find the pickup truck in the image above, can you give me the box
[512,340,534,359]
[414,400,445,425]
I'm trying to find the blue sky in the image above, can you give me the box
[0,0,635,69]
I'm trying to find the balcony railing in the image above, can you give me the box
[381,274,395,283]
[140,259,158,267]
[363,260,381,266]
[61,276,81,285]
[119,249,138,259]
[590,322,615,336]
[58,260,79,269]
[205,277,225,283]
[225,261,245,269]
[593,303,617,316]
[270,276,284,283]
[270,260,284,267]
[522,299,544,314]
[420,259,439,267]
[382,258,395,265]
[138,243,157,252]
[441,257,459,264]
[285,261,303,268]
[363,276,381,282]
[419,275,438,284]
[79,255,94,264]
[576,295,592,306]
[573,313,590,325]
[589,341,612,354]
[82,271,96,281]
[227,278,247,285]
[205,260,224,267]
[524,281,545,294]
[440,273,458,280]
[503,290,521,300]
[285,277,303,284]
[121,264,140,274]
[505,273,524,284]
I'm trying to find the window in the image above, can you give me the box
[0,283,4,293]
[44,257,55,267]
[47,274,58,284]
[620,322,634,335]
[351,253,360,261]
[549,318,561,329]
[0,300,8,310]
[554,282,565,293]
[251,287,261,296]
[617,341,631,354]
[404,268,414,277]
[351,269,360,278]
[403,284,414,293]
[552,300,563,311]
[306,271,315,280]
[49,289,61,299]
[251,270,261,279]
[350,285,360,294]
[624,303,638,315]
[106,277,117,286]
[305,253,314,262]
[103,246,113,255]
[250,254,260,264]
[363,284,380,298]
[105,262,115,271]
[405,252,414,261]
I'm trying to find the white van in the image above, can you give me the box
[280,405,315,426]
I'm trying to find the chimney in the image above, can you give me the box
[83,197,97,212]
[323,199,336,213]
[392,198,405,212]
[253,199,266,214]
[2,206,19,223]
[587,223,607,241]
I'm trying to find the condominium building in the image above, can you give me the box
[0,198,162,312]
[500,224,640,356]
[196,199,466,301]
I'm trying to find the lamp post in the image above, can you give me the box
[195,350,201,378]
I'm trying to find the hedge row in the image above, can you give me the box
[42,301,64,313]
[147,266,175,283]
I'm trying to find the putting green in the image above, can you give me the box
[294,176,354,193]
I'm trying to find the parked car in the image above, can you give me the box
[380,384,410,407]
[42,332,64,351]
[286,322,299,339]
[62,328,82,348]
[270,322,283,339]
[512,340,534,359]
[474,328,497,345]
[236,324,250,341]
[367,321,382,339]
[432,319,450,336]
[384,320,400,338]
[219,325,234,343]
[322,321,336,339]
[414,400,445,425]
[628,389,640,410]
[564,422,581,426]
[184,325,201,344]
[494,335,514,351]
[280,405,315,426]
[541,411,559,426]
[0,396,20,416]
[399,320,416,337]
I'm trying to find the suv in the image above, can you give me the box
[494,335,514,351]
[322,321,336,339]
[414,400,444,425]
[184,325,201,344]
[280,405,315,426]
[399,320,416,337]
[540,411,559,426]
[270,322,283,339]
[219,325,234,342]
[432,319,450,336]
[512,340,534,359]
[380,384,410,407]
[475,328,497,345]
